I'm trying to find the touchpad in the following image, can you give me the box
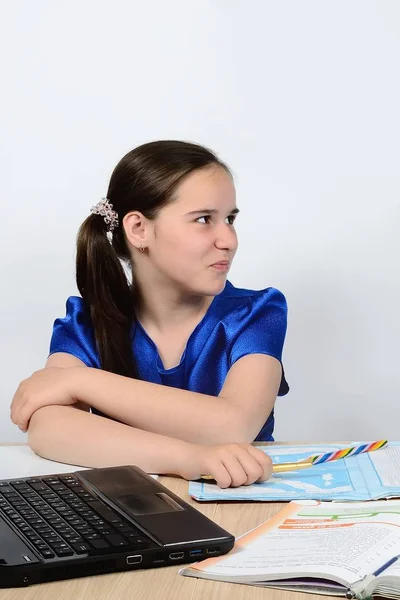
[116,492,184,516]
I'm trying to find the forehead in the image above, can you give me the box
[171,167,236,212]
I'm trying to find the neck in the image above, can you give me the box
[133,279,214,333]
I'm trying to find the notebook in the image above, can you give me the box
[0,465,234,588]
[180,498,400,599]
[189,442,400,501]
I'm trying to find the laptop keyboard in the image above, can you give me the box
[0,475,153,560]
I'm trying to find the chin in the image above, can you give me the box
[202,278,227,296]
[181,274,228,297]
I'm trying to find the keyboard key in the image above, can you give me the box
[29,483,48,491]
[50,541,70,550]
[114,524,140,533]
[64,536,84,544]
[130,537,150,549]
[90,538,111,550]
[54,547,74,557]
[93,526,113,535]
[71,542,91,554]
[47,536,64,545]
[84,533,101,540]
[35,526,53,534]
[105,534,129,547]
[37,543,50,551]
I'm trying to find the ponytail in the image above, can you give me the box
[76,216,139,379]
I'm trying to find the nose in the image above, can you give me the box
[214,222,238,252]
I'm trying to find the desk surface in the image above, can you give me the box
[0,444,329,600]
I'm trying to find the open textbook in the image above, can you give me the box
[189,442,400,501]
[180,499,400,599]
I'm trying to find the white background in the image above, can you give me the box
[1,0,399,443]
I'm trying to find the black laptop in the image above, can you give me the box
[0,465,234,588]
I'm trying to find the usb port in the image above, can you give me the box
[189,549,204,557]
[169,552,184,560]
[206,547,220,555]
[126,555,142,565]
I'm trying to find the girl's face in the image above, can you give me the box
[147,166,238,296]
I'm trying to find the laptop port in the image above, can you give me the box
[169,552,184,560]
[189,549,204,557]
[152,552,166,564]
[206,547,220,555]
[126,555,142,565]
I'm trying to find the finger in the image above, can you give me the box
[14,395,31,432]
[10,387,22,423]
[247,446,273,481]
[220,455,249,487]
[208,462,232,489]
[15,411,27,432]
[10,396,25,427]
[10,383,29,425]
[17,403,33,432]
[232,448,264,485]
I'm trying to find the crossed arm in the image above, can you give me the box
[10,352,280,487]
[12,351,281,444]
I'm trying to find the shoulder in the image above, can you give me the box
[52,295,95,338]
[220,283,288,365]
[49,296,99,368]
[55,296,92,325]
[218,281,287,317]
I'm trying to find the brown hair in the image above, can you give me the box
[76,140,230,378]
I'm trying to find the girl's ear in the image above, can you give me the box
[123,211,149,250]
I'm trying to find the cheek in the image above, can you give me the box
[156,227,207,257]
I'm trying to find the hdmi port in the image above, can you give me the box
[169,552,184,560]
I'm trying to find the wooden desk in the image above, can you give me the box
[0,445,329,600]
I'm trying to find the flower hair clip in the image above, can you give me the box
[90,198,119,232]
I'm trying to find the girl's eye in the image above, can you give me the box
[195,214,237,225]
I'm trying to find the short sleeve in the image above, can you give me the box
[48,297,100,368]
[229,288,289,396]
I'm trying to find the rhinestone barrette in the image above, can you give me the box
[90,197,119,232]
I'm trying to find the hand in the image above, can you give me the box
[179,443,273,488]
[10,367,79,432]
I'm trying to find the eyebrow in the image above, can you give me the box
[185,208,240,216]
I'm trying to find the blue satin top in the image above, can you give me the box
[49,281,289,441]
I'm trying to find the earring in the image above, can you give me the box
[139,244,145,253]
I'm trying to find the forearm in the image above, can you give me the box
[27,405,192,474]
[71,368,252,445]
[69,368,262,444]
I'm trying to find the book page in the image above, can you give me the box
[189,443,400,502]
[181,500,400,588]
[368,446,400,487]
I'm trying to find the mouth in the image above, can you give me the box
[210,261,230,272]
